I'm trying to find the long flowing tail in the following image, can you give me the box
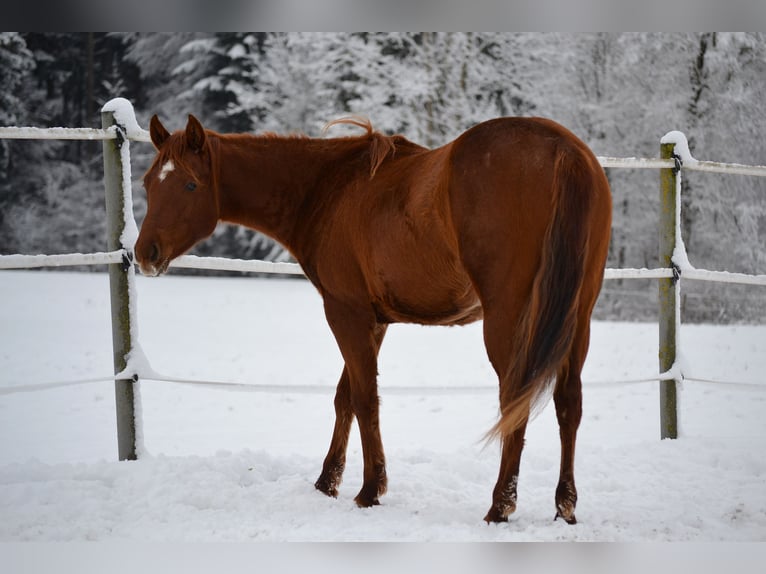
[490,146,599,439]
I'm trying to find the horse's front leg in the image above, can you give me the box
[318,298,388,507]
[315,367,352,497]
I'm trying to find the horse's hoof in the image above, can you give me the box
[315,462,346,498]
[555,482,577,524]
[314,478,339,498]
[554,510,578,525]
[354,494,381,508]
[484,505,512,524]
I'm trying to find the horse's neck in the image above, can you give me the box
[216,135,358,251]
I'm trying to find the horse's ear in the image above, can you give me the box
[149,114,170,149]
[186,114,206,152]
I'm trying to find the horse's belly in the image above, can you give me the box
[371,267,483,326]
[362,178,482,325]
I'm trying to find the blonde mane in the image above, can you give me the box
[324,116,396,179]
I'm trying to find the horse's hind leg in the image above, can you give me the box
[485,421,528,523]
[552,322,590,525]
[479,295,532,523]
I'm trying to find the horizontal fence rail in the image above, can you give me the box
[2,98,765,458]
[4,362,766,399]
[0,125,151,142]
[599,155,766,177]
[3,253,766,287]
[0,126,119,141]
[169,254,304,275]
[0,251,124,269]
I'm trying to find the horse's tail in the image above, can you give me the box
[490,145,600,439]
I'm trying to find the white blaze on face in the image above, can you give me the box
[158,160,175,182]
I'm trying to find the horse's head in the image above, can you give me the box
[136,114,219,276]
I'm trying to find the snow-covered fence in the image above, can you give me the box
[604,138,766,439]
[2,98,766,459]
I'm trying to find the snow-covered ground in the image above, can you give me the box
[1,271,765,544]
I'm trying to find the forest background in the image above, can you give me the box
[1,32,765,322]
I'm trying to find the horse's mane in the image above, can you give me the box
[152,116,423,183]
[323,116,410,179]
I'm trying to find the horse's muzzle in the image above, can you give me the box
[136,240,169,277]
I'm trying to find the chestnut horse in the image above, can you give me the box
[136,114,611,524]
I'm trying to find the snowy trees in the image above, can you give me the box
[340,33,541,146]
[0,33,34,127]
[0,33,34,182]
[0,33,35,252]
[174,32,546,143]
[0,33,141,255]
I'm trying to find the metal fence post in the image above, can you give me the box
[101,111,138,460]
[658,141,679,439]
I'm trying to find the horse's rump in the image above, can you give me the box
[445,118,610,438]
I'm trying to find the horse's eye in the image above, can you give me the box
[185,182,197,191]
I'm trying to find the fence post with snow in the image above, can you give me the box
[101,101,140,461]
[658,139,680,440]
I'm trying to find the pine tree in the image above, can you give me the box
[0,33,35,252]
[0,33,34,126]
[1,33,142,255]
[0,33,34,179]
[122,33,204,125]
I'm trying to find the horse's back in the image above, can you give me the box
[448,117,601,191]
[313,117,609,327]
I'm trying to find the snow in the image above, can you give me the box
[1,271,765,544]
[101,97,149,142]
[660,130,698,167]
[101,98,143,249]
[672,241,694,272]
[661,131,694,276]
[118,135,140,249]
